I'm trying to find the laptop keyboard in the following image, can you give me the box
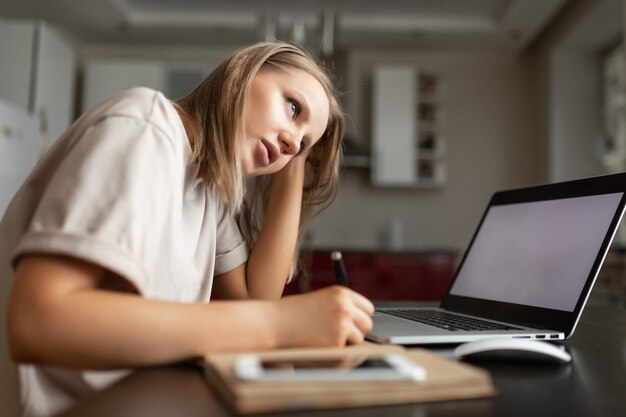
[383,309,522,332]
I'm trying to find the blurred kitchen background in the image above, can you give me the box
[1,0,626,305]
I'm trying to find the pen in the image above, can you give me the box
[331,251,349,287]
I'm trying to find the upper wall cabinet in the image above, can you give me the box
[0,21,76,147]
[82,60,214,113]
[83,60,166,113]
[371,65,446,188]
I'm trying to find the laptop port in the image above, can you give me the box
[535,335,546,339]
[550,334,559,339]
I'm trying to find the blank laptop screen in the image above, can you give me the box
[449,192,623,312]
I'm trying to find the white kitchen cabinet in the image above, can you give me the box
[82,60,212,113]
[0,20,76,147]
[371,66,416,186]
[371,65,446,188]
[82,60,165,112]
[0,98,39,216]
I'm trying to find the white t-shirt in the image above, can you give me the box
[0,87,249,417]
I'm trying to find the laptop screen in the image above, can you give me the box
[448,192,624,312]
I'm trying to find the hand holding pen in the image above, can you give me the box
[331,251,349,287]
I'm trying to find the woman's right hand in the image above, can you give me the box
[273,286,375,348]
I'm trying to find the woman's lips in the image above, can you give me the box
[261,139,279,165]
[257,141,270,166]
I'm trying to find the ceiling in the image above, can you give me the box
[0,0,568,52]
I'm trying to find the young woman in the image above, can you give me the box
[0,41,373,416]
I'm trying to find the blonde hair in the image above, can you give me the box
[175,41,345,280]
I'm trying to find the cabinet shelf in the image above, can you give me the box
[416,151,444,161]
[416,121,440,133]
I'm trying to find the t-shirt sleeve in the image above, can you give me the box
[213,202,248,276]
[13,115,179,293]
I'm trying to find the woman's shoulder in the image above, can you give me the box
[83,87,184,141]
[98,87,170,121]
[113,85,162,102]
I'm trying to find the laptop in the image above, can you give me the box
[367,173,626,345]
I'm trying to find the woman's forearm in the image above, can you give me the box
[245,157,306,299]
[13,294,280,369]
[8,256,374,370]
[8,256,280,369]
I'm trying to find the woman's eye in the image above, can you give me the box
[288,99,300,119]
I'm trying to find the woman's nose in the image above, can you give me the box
[279,132,301,155]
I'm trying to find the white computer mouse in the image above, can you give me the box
[454,338,572,364]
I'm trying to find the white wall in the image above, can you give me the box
[308,0,624,253]
[76,45,541,254]
[549,49,604,182]
[308,50,539,252]
[547,0,622,183]
[58,0,625,255]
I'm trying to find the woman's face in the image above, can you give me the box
[241,66,330,176]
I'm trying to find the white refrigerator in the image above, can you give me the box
[0,97,39,217]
